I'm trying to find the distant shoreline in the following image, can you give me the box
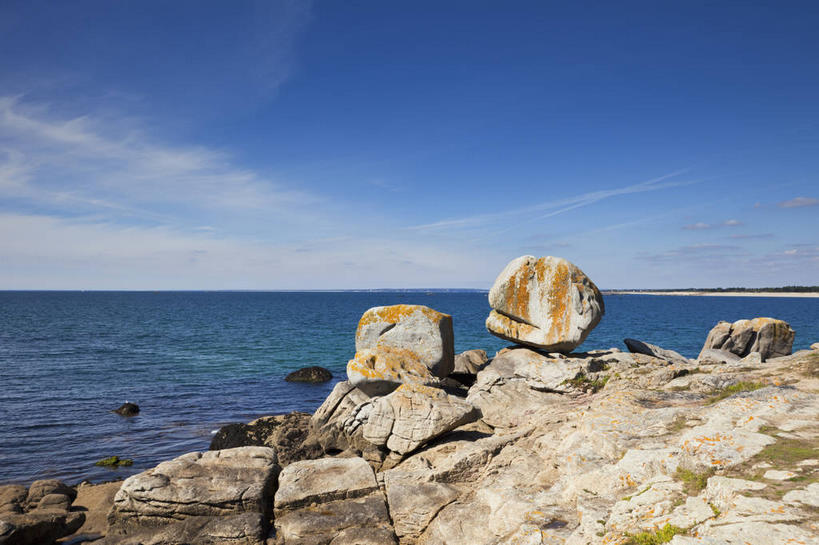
[607,291,819,298]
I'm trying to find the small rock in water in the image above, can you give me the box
[94,456,133,467]
[284,366,333,383]
[113,402,140,416]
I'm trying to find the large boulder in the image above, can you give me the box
[485,255,604,352]
[107,447,279,533]
[96,513,267,545]
[449,349,489,386]
[347,305,454,394]
[209,412,321,466]
[699,318,795,361]
[274,457,397,544]
[362,383,480,455]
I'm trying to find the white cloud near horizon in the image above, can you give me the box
[778,196,819,208]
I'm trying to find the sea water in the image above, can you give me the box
[1,291,817,485]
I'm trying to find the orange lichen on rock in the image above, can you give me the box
[356,304,447,333]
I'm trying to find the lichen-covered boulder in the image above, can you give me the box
[107,447,279,533]
[485,255,604,352]
[347,305,454,394]
[699,317,795,361]
[362,383,479,455]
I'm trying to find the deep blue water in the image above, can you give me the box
[1,291,817,485]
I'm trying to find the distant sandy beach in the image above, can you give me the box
[610,291,819,298]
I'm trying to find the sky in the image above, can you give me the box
[0,1,817,290]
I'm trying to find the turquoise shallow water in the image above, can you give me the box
[1,291,817,485]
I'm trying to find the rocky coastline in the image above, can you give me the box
[2,255,817,545]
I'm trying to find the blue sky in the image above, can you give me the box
[0,1,817,289]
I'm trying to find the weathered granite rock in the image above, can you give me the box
[284,366,332,383]
[362,383,479,455]
[309,381,376,455]
[0,480,84,545]
[624,338,689,365]
[698,348,741,365]
[811,342,819,350]
[383,477,459,540]
[96,513,266,545]
[699,317,795,361]
[209,412,321,466]
[274,457,397,544]
[108,447,279,532]
[347,305,454,394]
[485,255,604,352]
[449,349,489,386]
[0,510,85,545]
[113,402,140,417]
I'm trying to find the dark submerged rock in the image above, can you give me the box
[284,366,333,383]
[113,403,139,417]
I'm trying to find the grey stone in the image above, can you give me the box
[624,338,689,365]
[700,318,795,361]
[485,255,604,352]
[96,513,266,545]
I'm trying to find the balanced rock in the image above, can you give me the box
[699,317,795,361]
[485,255,604,352]
[274,457,397,544]
[284,366,332,383]
[347,304,454,394]
[362,383,479,455]
[108,447,279,533]
[623,338,689,365]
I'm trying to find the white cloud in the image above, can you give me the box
[682,222,712,230]
[778,196,819,208]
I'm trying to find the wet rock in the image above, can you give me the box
[346,304,454,395]
[210,411,321,466]
[485,255,604,352]
[284,366,333,383]
[113,403,140,417]
[107,446,279,533]
[700,317,795,361]
[624,338,689,365]
[0,485,27,514]
[274,457,396,544]
[362,383,479,455]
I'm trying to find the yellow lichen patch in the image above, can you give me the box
[396,382,444,398]
[502,260,533,323]
[544,258,571,343]
[347,345,436,384]
[357,304,448,333]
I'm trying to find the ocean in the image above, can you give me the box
[1,291,817,485]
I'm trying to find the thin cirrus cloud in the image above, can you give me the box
[778,196,819,208]
[682,219,742,230]
[408,170,698,233]
[0,96,320,222]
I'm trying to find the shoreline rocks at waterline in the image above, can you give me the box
[485,255,604,352]
[347,304,454,395]
[624,338,689,366]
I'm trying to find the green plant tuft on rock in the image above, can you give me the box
[706,381,766,404]
[95,456,134,467]
[624,524,685,545]
[562,373,610,393]
[675,467,714,496]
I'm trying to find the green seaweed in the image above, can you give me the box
[95,456,133,467]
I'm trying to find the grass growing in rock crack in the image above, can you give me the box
[706,381,766,404]
[624,524,685,545]
[562,373,610,393]
[675,468,714,496]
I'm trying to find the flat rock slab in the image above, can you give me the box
[96,513,266,545]
[485,255,604,352]
[274,457,396,545]
[363,383,479,455]
[109,447,279,531]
